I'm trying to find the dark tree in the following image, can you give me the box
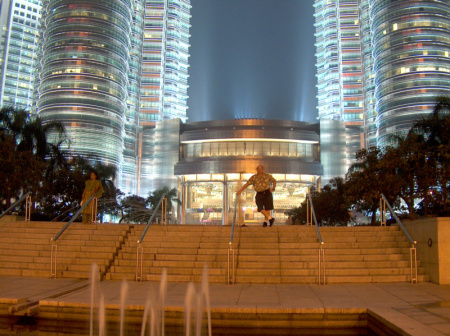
[120,195,151,224]
[286,178,351,226]
[345,147,400,225]
[0,136,45,209]
[413,96,450,213]
[146,186,179,213]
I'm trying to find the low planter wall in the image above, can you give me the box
[0,215,25,223]
[403,217,450,284]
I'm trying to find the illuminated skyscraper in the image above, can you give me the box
[314,0,368,170]
[137,0,191,195]
[35,0,191,194]
[36,0,134,177]
[315,0,450,168]
[0,0,41,110]
[370,0,450,147]
[122,0,145,193]
[139,0,191,127]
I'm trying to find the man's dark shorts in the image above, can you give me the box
[255,189,274,212]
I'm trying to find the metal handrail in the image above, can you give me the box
[136,193,167,281]
[227,197,238,284]
[0,191,31,220]
[137,193,166,244]
[307,193,324,245]
[50,195,96,278]
[307,193,326,285]
[229,197,238,245]
[380,194,416,245]
[380,193,418,284]
[51,195,96,242]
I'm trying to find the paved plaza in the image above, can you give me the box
[1,276,449,335]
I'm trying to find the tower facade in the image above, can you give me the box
[314,0,450,171]
[0,0,41,110]
[35,0,191,195]
[314,0,368,168]
[137,0,191,195]
[121,0,145,193]
[36,0,133,176]
[370,0,450,147]
[139,0,191,128]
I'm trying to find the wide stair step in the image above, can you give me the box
[0,222,430,284]
[0,221,133,280]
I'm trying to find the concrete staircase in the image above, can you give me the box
[320,226,427,283]
[107,225,231,282]
[0,221,132,280]
[107,224,429,284]
[0,221,429,283]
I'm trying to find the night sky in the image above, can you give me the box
[187,0,318,123]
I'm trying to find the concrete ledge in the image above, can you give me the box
[368,308,444,336]
[403,217,450,284]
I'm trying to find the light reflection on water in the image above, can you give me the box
[2,319,374,336]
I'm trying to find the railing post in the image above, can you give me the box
[50,241,57,278]
[25,195,32,223]
[307,197,312,226]
[227,197,238,284]
[227,242,235,285]
[380,194,418,283]
[161,197,167,225]
[318,244,325,285]
[410,243,418,284]
[380,198,386,226]
[136,243,143,281]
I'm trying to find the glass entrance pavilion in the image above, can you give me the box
[173,119,324,225]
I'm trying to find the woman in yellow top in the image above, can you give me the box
[81,171,104,224]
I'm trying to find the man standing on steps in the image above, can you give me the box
[236,165,277,227]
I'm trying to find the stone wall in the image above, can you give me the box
[0,215,25,223]
[403,217,450,284]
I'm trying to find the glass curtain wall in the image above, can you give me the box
[121,0,145,193]
[139,0,191,127]
[314,0,365,125]
[37,0,133,173]
[181,141,320,161]
[0,0,41,110]
[358,0,376,148]
[182,174,315,225]
[370,0,450,147]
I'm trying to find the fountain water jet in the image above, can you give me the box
[120,279,129,336]
[88,264,211,336]
[140,268,167,336]
[90,263,100,336]
[99,292,105,336]
[184,266,212,336]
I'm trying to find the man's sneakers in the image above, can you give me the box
[263,219,275,227]
[269,218,275,227]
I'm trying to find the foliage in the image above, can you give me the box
[412,96,450,214]
[146,186,179,213]
[35,165,85,221]
[0,106,66,209]
[345,147,401,225]
[0,106,66,176]
[120,195,151,224]
[35,156,118,221]
[386,132,435,218]
[286,178,351,226]
[0,136,45,210]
